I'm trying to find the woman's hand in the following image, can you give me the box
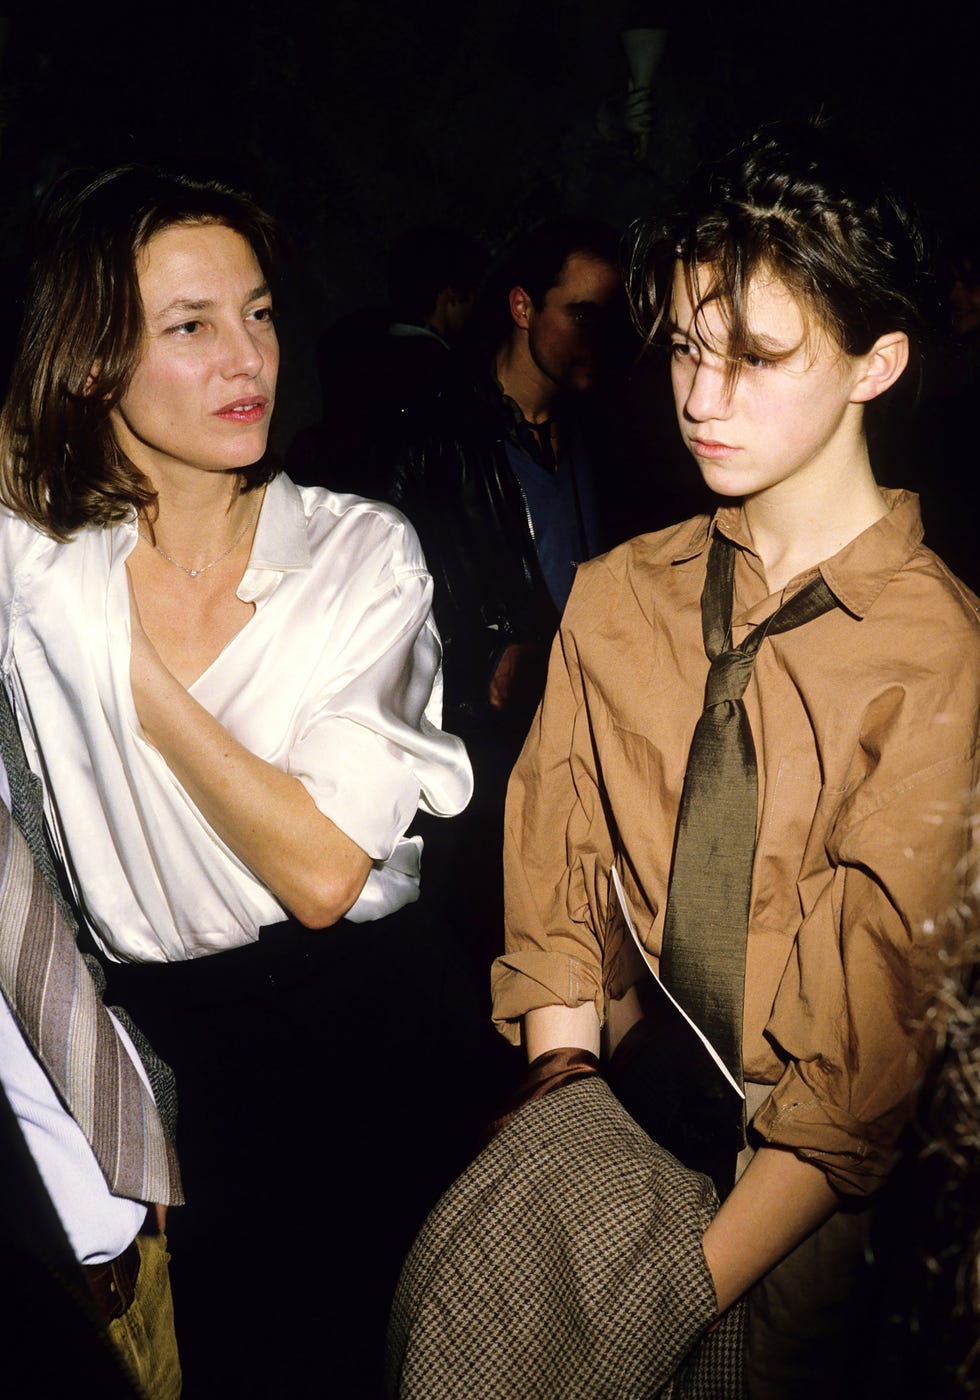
[125,565,372,927]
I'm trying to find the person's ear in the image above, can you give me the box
[509,285,533,330]
[850,331,909,403]
[84,362,101,396]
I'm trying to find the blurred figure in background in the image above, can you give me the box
[870,852,979,1399]
[387,215,625,739]
[383,217,626,990]
[286,225,487,497]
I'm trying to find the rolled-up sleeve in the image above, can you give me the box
[754,746,978,1195]
[493,611,610,1046]
[289,524,472,861]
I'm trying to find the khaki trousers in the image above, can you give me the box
[739,1084,875,1400]
[107,1232,182,1400]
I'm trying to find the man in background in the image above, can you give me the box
[387,216,625,736]
[385,218,625,987]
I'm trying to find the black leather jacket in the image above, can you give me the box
[384,376,560,733]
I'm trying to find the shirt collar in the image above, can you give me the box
[818,489,924,617]
[671,490,925,619]
[667,513,713,564]
[237,473,310,602]
[488,367,570,465]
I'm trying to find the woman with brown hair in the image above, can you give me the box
[0,165,472,1396]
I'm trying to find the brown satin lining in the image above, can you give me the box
[487,1046,600,1142]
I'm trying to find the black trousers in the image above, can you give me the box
[105,900,507,1400]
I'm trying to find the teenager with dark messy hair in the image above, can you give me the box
[484,121,980,1396]
[0,165,472,1396]
[627,125,927,404]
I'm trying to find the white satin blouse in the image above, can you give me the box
[0,475,473,963]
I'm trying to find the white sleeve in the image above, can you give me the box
[287,519,472,860]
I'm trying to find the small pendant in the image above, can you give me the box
[189,569,200,578]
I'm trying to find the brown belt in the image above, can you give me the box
[83,1238,141,1323]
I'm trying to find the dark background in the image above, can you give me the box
[0,4,977,455]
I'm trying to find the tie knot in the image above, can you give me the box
[704,647,755,706]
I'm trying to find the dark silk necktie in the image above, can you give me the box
[0,703,183,1207]
[658,531,837,1154]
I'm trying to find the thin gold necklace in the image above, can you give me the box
[138,502,257,579]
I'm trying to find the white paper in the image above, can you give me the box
[610,867,745,1099]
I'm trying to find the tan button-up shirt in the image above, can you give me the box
[493,492,980,1194]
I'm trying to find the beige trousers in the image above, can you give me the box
[739,1084,876,1400]
[107,1232,182,1400]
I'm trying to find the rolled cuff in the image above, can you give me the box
[291,701,472,857]
[344,835,423,923]
[292,717,425,860]
[491,951,604,1047]
[751,1063,919,1197]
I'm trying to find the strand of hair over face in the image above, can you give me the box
[625,120,930,406]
